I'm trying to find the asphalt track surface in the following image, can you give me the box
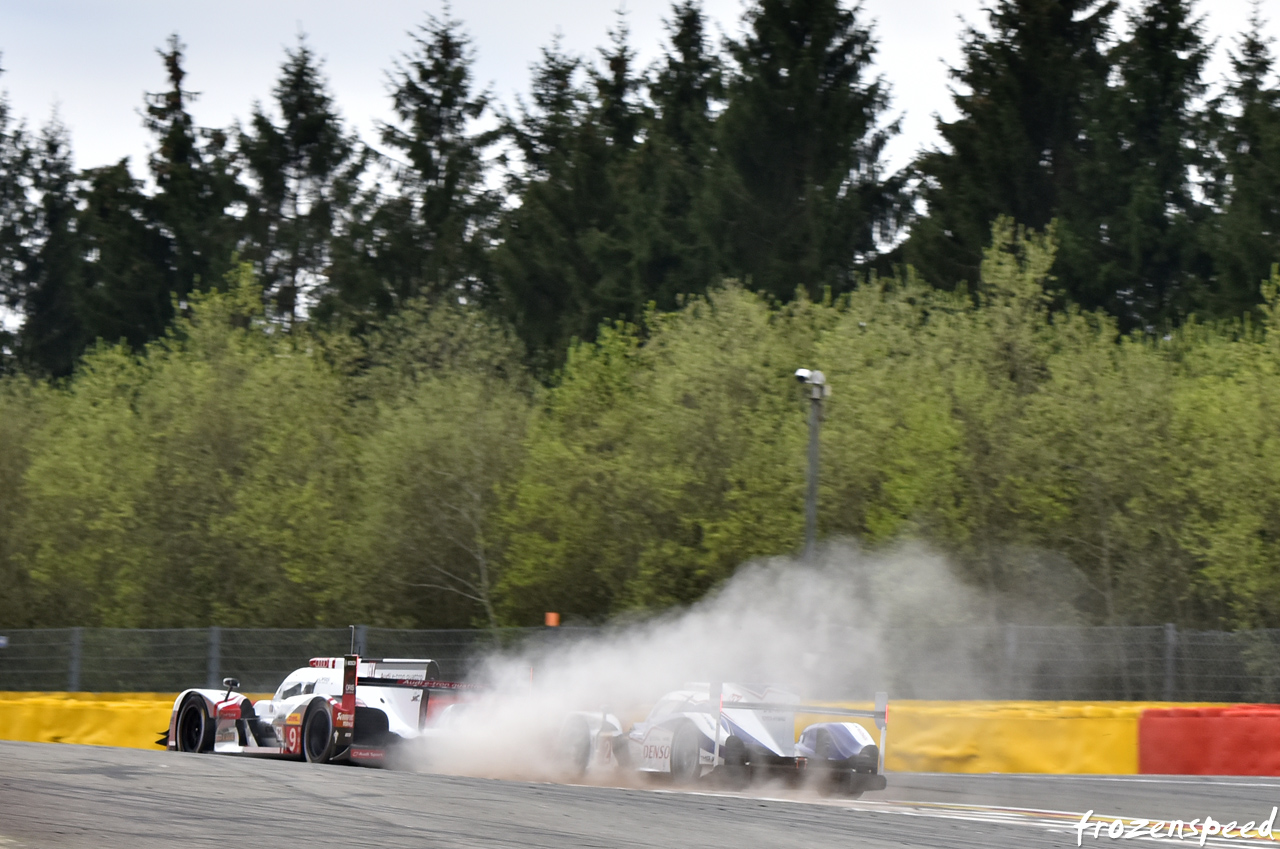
[4,742,1280,848]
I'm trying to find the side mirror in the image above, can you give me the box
[222,677,240,699]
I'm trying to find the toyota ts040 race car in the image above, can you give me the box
[566,683,888,796]
[161,654,471,766]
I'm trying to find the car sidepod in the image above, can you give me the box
[628,712,722,777]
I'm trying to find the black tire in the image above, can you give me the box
[669,722,702,786]
[303,704,334,764]
[175,696,214,753]
[559,717,591,779]
[834,769,864,800]
[720,736,750,790]
[814,730,866,799]
[813,730,840,797]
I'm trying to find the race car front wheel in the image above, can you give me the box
[559,717,591,779]
[175,696,213,753]
[720,736,750,790]
[303,705,334,764]
[669,722,701,786]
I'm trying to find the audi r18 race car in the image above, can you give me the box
[161,655,474,766]
[593,683,888,796]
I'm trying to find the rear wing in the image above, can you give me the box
[319,655,481,736]
[351,666,481,730]
[313,656,442,680]
[312,655,481,690]
[709,684,888,773]
[354,677,482,691]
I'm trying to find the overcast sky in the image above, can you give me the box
[0,0,1273,177]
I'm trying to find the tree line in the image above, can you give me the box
[3,231,1280,630]
[0,0,1278,375]
[2,0,1280,629]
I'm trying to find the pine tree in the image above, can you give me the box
[73,161,173,353]
[493,38,591,363]
[494,28,643,366]
[16,119,84,377]
[1204,5,1280,318]
[580,13,647,321]
[143,35,241,303]
[1092,0,1211,327]
[240,37,362,324]
[18,37,244,377]
[906,0,1117,295]
[0,59,34,367]
[592,13,644,153]
[623,0,724,311]
[714,0,903,301]
[326,12,499,321]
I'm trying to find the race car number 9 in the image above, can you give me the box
[286,726,299,750]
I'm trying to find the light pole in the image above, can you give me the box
[794,368,830,562]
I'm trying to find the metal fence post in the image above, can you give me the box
[207,626,221,689]
[1004,624,1018,699]
[1163,623,1177,701]
[67,627,83,692]
[355,625,368,657]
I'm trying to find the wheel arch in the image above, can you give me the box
[167,688,236,750]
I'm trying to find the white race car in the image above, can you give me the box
[581,683,887,795]
[162,655,474,766]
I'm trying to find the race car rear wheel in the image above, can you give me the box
[812,729,859,798]
[720,736,750,790]
[829,768,862,799]
[302,704,334,764]
[669,722,701,786]
[175,696,213,753]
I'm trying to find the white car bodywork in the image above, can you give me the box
[600,683,888,794]
[165,656,468,766]
[627,684,800,776]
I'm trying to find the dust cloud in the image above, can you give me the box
[411,541,996,781]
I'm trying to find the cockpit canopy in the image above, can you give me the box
[273,668,341,702]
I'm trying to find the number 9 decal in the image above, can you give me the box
[286,726,299,751]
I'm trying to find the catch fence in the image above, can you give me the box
[0,626,588,694]
[2,624,1280,701]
